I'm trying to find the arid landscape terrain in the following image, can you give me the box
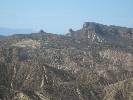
[0,22,133,100]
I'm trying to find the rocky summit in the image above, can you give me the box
[0,22,133,100]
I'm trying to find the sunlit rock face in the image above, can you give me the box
[67,22,105,45]
[0,22,133,100]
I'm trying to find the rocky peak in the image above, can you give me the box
[66,22,104,44]
[66,22,133,47]
[83,22,104,43]
[83,22,97,29]
[39,29,46,33]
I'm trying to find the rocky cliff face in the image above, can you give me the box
[0,22,133,100]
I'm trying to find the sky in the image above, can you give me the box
[0,0,133,35]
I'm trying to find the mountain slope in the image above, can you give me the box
[0,22,133,100]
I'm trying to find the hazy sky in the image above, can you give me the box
[0,0,133,34]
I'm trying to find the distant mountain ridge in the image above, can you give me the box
[0,27,34,36]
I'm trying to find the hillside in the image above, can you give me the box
[0,22,133,100]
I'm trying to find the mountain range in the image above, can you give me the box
[0,27,33,36]
[0,22,133,100]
